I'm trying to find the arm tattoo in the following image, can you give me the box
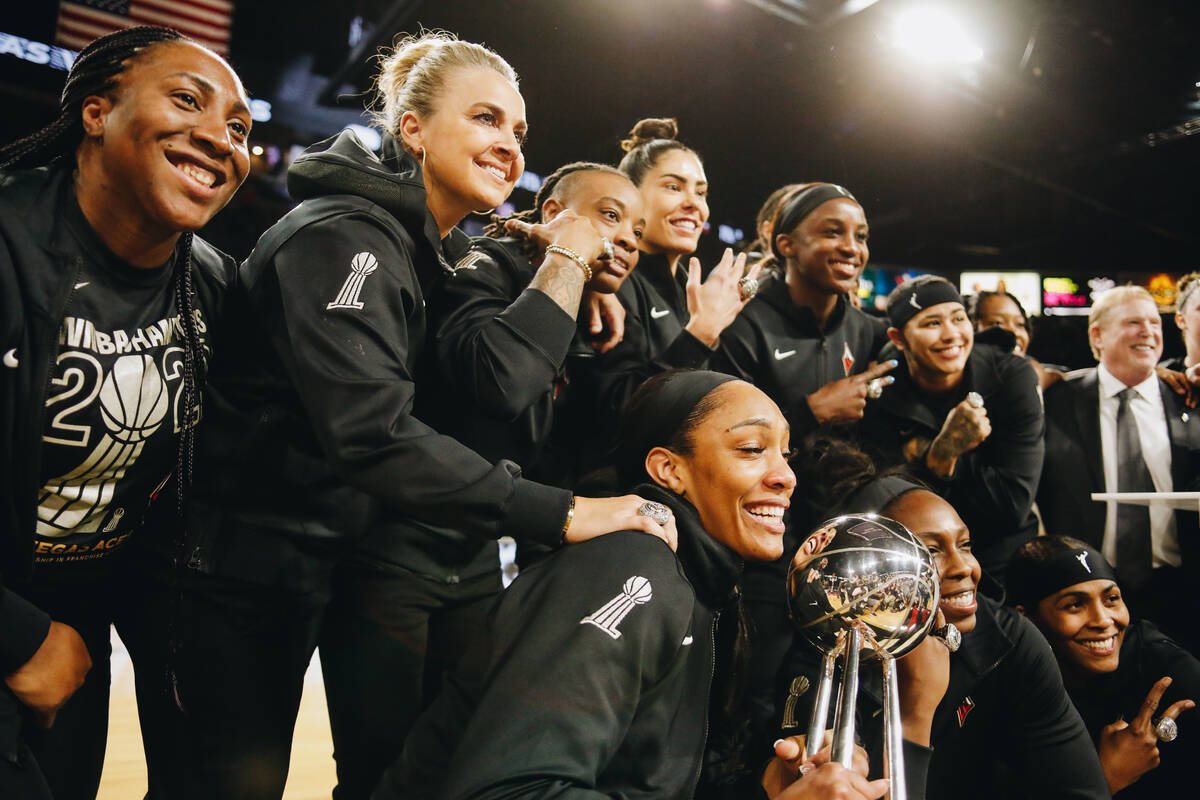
[529,252,587,317]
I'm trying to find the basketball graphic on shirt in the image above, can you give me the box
[99,354,170,443]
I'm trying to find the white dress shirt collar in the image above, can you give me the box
[1098,362,1161,404]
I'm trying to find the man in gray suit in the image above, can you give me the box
[1039,286,1200,648]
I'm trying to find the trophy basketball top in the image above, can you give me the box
[787,513,940,659]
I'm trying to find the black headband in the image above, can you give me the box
[832,473,927,518]
[1007,543,1119,610]
[887,279,964,330]
[614,370,738,484]
[772,184,858,261]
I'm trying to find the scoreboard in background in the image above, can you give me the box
[959,271,1042,316]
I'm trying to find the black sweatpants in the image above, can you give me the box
[133,554,501,800]
[1,560,138,800]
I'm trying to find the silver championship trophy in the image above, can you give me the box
[786,515,940,800]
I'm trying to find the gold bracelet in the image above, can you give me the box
[560,495,576,544]
[545,244,593,283]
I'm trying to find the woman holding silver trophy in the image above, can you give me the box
[378,371,888,800]
[775,436,1110,800]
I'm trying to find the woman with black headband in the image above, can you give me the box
[1009,536,1199,798]
[859,275,1044,583]
[715,181,894,765]
[777,437,1109,800]
[589,118,759,432]
[0,27,250,798]
[378,370,890,800]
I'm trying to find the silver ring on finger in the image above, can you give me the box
[867,378,885,400]
[637,501,672,527]
[738,275,759,301]
[1155,716,1179,743]
[598,237,615,261]
[966,391,984,409]
[930,624,961,652]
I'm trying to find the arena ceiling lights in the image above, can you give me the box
[892,6,984,64]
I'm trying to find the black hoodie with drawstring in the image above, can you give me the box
[175,130,572,587]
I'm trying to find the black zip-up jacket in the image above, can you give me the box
[1066,619,1200,799]
[181,131,570,588]
[716,278,889,436]
[377,485,743,799]
[778,596,1110,800]
[591,253,716,431]
[859,343,1044,581]
[422,236,581,484]
[0,162,235,672]
[716,280,889,600]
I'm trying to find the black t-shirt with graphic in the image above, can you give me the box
[34,196,206,570]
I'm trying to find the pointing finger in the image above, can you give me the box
[860,359,900,381]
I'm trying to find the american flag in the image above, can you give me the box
[55,0,233,57]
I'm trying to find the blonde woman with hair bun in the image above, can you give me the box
[154,31,680,799]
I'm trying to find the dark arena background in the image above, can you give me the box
[2,2,1199,795]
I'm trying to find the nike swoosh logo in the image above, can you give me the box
[909,294,921,310]
[2,348,17,368]
[682,635,694,646]
[774,348,797,360]
[650,307,671,319]
[74,282,90,290]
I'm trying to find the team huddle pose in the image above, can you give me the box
[2,25,1198,800]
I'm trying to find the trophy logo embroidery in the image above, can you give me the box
[581,576,653,640]
[328,252,378,310]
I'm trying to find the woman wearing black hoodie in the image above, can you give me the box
[590,118,759,433]
[378,370,888,800]
[138,31,674,800]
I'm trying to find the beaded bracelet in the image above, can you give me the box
[560,495,576,544]
[545,244,593,283]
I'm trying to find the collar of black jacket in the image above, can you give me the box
[633,482,743,608]
[636,251,689,316]
[953,594,1015,680]
[759,275,849,335]
[883,342,1013,432]
[288,130,473,273]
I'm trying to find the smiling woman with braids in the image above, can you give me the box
[0,26,250,798]
[423,161,644,489]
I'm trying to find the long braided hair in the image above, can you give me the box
[2,26,215,710]
[0,26,204,515]
[484,161,626,258]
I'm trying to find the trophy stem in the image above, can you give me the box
[831,626,862,768]
[805,648,839,759]
[881,654,907,800]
